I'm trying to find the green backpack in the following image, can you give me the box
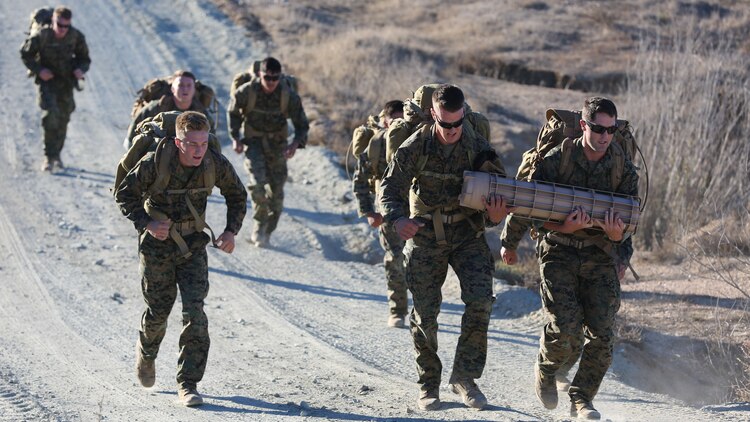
[114,111,220,195]
[516,108,640,191]
[230,60,299,116]
[131,76,218,130]
[385,84,491,164]
[27,7,53,35]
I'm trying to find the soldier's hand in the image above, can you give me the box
[232,140,245,154]
[483,194,516,224]
[283,141,300,160]
[39,68,54,81]
[215,231,236,254]
[562,206,593,233]
[594,208,625,242]
[146,219,171,241]
[395,217,424,241]
[501,247,518,265]
[366,212,384,228]
[617,263,627,281]
[73,69,85,80]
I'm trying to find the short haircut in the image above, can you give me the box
[54,7,72,20]
[583,96,617,121]
[383,100,404,119]
[261,57,282,74]
[431,84,464,113]
[175,111,209,138]
[171,70,196,82]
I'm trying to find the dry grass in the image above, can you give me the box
[212,0,750,404]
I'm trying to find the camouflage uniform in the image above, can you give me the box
[352,129,407,317]
[115,147,247,388]
[125,96,215,146]
[380,125,505,390]
[227,80,309,241]
[502,137,638,404]
[20,25,90,161]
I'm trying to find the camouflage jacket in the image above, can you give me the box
[125,96,215,143]
[227,80,309,146]
[20,26,91,87]
[352,129,388,217]
[380,125,506,226]
[501,137,639,262]
[115,148,247,235]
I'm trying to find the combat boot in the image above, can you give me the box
[534,361,557,409]
[450,378,488,410]
[178,384,204,407]
[135,345,155,388]
[41,157,53,172]
[570,400,601,420]
[53,158,64,170]
[387,314,405,328]
[417,385,440,411]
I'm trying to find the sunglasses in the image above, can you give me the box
[585,120,618,135]
[56,21,71,29]
[262,74,281,82]
[435,116,464,129]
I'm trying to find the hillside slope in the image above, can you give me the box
[0,1,744,421]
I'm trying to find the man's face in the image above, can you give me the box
[581,112,617,155]
[52,16,71,39]
[431,105,464,145]
[259,70,281,93]
[175,130,209,167]
[171,76,196,105]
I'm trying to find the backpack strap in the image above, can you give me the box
[280,81,290,116]
[145,139,218,259]
[558,138,576,185]
[244,80,290,117]
[609,141,625,191]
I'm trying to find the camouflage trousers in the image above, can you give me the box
[37,81,75,160]
[536,238,621,403]
[138,231,211,386]
[378,222,407,316]
[244,136,287,239]
[403,220,494,389]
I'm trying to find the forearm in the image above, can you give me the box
[500,215,533,250]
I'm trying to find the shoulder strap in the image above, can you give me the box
[203,151,216,190]
[149,137,174,196]
[245,82,258,114]
[280,82,290,116]
[558,138,576,185]
[609,141,625,191]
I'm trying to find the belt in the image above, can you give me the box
[545,232,598,249]
[420,212,466,225]
[174,220,198,236]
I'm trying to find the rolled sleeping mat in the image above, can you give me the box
[459,171,640,235]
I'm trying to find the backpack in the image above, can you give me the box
[230,60,300,96]
[351,114,382,156]
[230,61,300,121]
[114,111,220,195]
[385,97,490,163]
[516,108,639,191]
[131,76,218,130]
[28,7,53,35]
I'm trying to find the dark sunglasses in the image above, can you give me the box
[262,74,281,82]
[56,21,71,29]
[435,116,464,129]
[585,120,618,135]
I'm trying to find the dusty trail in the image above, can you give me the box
[0,1,743,421]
